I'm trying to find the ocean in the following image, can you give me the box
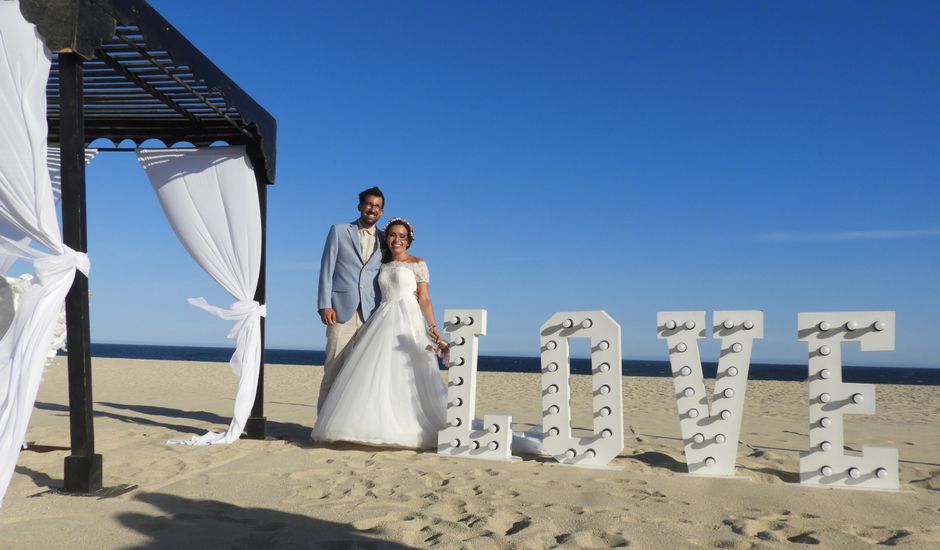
[84,343,940,386]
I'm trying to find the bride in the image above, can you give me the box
[311,217,541,453]
[311,217,452,448]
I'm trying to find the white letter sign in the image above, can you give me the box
[437,309,514,461]
[798,311,899,490]
[657,310,763,476]
[541,311,623,468]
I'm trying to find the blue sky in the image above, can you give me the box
[19,1,939,367]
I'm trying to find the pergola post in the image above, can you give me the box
[244,167,267,439]
[59,52,102,493]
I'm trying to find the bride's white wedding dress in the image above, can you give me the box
[311,260,542,453]
[311,260,449,448]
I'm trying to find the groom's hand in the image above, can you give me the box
[320,308,337,326]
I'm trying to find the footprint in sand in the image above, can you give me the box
[556,530,629,548]
[722,511,820,545]
[845,526,919,546]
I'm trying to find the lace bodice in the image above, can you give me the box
[379,260,429,302]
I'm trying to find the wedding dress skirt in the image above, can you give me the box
[311,262,448,448]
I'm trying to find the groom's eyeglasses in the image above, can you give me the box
[362,202,383,211]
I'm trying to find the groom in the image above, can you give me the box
[316,187,385,412]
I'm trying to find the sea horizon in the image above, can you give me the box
[69,342,940,386]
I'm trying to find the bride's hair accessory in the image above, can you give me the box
[383,217,415,241]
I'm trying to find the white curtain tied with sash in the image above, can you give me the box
[137,147,265,446]
[0,2,91,504]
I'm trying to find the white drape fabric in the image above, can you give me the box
[47,146,98,203]
[0,147,98,275]
[137,147,264,446]
[0,2,90,505]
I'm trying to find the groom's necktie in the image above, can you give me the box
[358,225,376,261]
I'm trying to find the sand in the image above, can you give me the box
[1,357,938,548]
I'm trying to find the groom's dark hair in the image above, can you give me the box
[359,186,385,208]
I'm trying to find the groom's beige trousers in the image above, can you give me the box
[317,308,365,412]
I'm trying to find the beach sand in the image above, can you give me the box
[2,357,939,548]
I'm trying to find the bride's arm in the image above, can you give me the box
[415,282,441,343]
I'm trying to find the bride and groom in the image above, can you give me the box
[311,187,540,453]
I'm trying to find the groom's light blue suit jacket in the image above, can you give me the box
[318,220,384,324]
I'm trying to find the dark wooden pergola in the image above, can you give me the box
[19,0,277,493]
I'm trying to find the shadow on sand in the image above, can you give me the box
[33,401,312,440]
[117,491,413,549]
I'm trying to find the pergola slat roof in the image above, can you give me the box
[25,0,276,183]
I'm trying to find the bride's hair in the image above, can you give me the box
[381,218,414,263]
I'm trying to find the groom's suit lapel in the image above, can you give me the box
[347,221,364,264]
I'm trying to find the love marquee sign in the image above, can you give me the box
[436,309,900,492]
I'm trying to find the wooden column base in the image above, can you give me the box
[243,416,266,439]
[64,453,102,493]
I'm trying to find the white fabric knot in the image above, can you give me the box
[33,245,90,284]
[188,297,265,336]
[187,298,266,376]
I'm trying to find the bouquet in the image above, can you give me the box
[425,327,451,367]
